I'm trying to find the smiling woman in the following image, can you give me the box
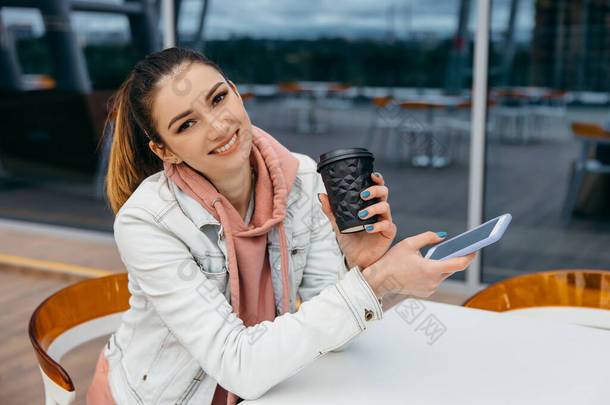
[91,47,471,405]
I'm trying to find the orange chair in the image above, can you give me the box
[277,82,309,94]
[562,122,610,225]
[29,273,130,405]
[240,91,256,101]
[327,82,352,94]
[371,95,394,108]
[464,270,610,329]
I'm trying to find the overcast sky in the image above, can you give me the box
[2,0,535,41]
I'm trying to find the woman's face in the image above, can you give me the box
[150,62,253,179]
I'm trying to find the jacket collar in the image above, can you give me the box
[167,174,220,228]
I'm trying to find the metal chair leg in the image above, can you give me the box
[562,161,585,226]
[563,140,591,226]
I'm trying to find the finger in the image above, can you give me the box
[357,201,390,221]
[363,219,396,238]
[361,185,388,202]
[406,231,447,250]
[427,251,477,274]
[370,171,384,185]
[317,193,340,234]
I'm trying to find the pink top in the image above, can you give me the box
[86,346,117,405]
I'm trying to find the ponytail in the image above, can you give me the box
[104,75,162,214]
[103,47,227,214]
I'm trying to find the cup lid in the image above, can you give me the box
[317,148,374,172]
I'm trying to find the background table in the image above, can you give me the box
[244,301,610,405]
[399,96,465,168]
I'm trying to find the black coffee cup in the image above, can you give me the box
[317,148,378,233]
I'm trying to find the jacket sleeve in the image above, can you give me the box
[297,169,368,353]
[113,205,383,401]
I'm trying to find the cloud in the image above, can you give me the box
[1,0,536,41]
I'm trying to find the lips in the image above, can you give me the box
[209,129,239,154]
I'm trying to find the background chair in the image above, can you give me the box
[363,96,409,165]
[436,100,498,166]
[562,122,610,226]
[463,270,610,329]
[277,82,320,133]
[29,273,130,405]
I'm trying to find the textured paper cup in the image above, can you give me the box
[317,148,378,233]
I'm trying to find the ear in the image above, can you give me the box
[149,140,183,164]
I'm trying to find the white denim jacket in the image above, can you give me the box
[106,152,384,404]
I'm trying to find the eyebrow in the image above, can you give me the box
[167,82,224,130]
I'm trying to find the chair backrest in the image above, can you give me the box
[372,96,393,108]
[327,83,352,93]
[277,82,306,93]
[463,270,610,329]
[571,121,609,139]
[240,91,256,101]
[399,101,445,110]
[29,273,130,395]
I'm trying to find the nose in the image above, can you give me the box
[208,124,232,147]
[206,112,233,141]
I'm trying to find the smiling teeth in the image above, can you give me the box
[213,132,237,154]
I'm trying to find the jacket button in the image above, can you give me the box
[291,249,297,255]
[364,309,374,321]
[219,232,224,241]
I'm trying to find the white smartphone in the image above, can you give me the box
[424,213,512,260]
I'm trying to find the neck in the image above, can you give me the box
[213,164,253,219]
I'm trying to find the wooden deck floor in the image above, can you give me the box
[0,265,110,405]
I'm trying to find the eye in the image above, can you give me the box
[212,91,228,106]
[177,119,195,133]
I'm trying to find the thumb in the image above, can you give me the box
[407,231,446,250]
[318,193,340,234]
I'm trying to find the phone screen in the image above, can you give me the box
[428,218,500,260]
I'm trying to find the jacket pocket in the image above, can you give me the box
[194,253,228,295]
[137,332,192,403]
[175,367,205,405]
[107,336,145,405]
[193,252,226,274]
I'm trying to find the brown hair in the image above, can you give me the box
[103,47,227,214]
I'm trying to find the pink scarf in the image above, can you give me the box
[164,125,298,405]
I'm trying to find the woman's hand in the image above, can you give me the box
[362,231,477,299]
[318,171,397,270]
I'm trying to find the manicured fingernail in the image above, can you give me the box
[374,172,381,178]
[361,190,370,199]
[365,225,374,231]
[436,232,447,238]
[358,210,368,218]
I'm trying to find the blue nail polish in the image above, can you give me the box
[374,172,380,178]
[436,232,447,238]
[365,225,374,231]
[358,210,368,218]
[361,190,370,198]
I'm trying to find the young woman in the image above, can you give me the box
[87,47,475,405]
